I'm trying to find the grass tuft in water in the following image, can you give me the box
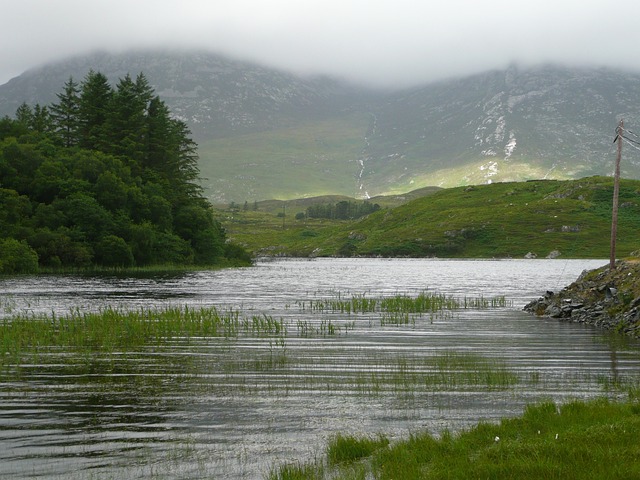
[299,291,512,319]
[267,461,324,480]
[326,434,389,466]
[354,351,519,396]
[0,305,246,363]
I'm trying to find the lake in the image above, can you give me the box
[1,258,639,479]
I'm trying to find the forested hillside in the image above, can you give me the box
[0,71,250,273]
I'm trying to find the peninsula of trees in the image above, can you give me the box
[0,71,250,273]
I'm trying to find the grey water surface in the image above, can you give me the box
[1,258,638,479]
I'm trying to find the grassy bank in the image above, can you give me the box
[220,176,640,259]
[269,397,640,480]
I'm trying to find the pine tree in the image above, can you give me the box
[50,77,80,147]
[170,118,201,196]
[104,73,153,166]
[30,104,52,134]
[14,102,33,126]
[78,70,112,150]
[144,95,173,171]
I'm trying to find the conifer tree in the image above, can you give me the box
[50,77,80,147]
[30,104,52,134]
[15,103,52,135]
[105,73,153,167]
[14,102,33,127]
[145,95,173,171]
[78,70,112,150]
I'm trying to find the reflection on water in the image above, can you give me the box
[1,258,640,479]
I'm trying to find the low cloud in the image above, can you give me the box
[2,0,639,87]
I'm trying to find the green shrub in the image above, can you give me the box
[94,235,134,267]
[0,238,39,274]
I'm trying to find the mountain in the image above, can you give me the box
[364,66,640,193]
[0,50,367,140]
[2,50,640,202]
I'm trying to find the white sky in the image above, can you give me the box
[2,0,640,87]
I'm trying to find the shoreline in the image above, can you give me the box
[524,260,640,338]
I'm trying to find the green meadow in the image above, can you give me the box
[220,176,640,259]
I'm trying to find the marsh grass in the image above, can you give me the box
[299,291,511,318]
[0,295,17,314]
[326,434,389,465]
[0,305,259,364]
[270,398,640,480]
[354,351,519,396]
[1,291,511,365]
[267,461,324,480]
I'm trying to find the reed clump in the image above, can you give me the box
[0,305,247,362]
[326,434,389,465]
[354,351,519,397]
[298,291,512,318]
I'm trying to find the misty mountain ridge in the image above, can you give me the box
[1,49,639,202]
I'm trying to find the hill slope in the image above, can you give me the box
[2,51,640,202]
[222,177,640,259]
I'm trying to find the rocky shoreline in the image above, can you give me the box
[524,260,640,338]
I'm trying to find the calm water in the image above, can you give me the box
[1,258,639,479]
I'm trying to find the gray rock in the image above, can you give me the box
[545,305,563,318]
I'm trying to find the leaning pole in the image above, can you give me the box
[610,119,623,270]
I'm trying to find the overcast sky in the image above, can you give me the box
[2,0,640,87]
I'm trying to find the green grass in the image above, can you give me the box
[354,352,519,396]
[0,291,508,364]
[299,292,508,314]
[0,305,248,362]
[221,176,640,258]
[326,434,390,466]
[269,398,640,479]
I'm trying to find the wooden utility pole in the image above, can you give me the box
[610,119,623,270]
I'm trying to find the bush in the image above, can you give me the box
[94,235,134,267]
[0,238,39,274]
[224,242,253,264]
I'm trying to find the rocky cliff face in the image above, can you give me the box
[524,260,640,337]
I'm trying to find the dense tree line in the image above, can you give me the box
[305,200,381,220]
[0,71,250,273]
